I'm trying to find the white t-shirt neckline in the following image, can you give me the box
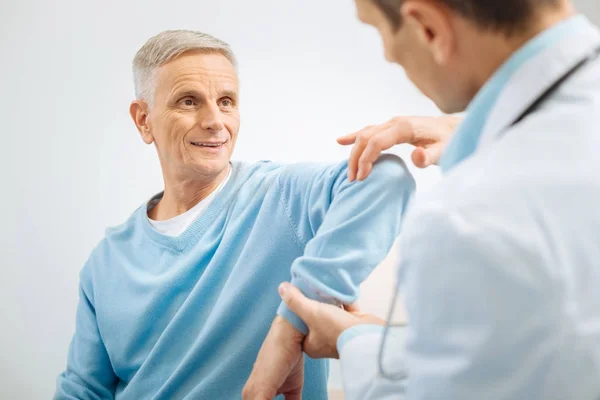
[147,166,232,237]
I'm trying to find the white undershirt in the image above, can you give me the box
[148,167,232,237]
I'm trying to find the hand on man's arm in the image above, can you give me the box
[280,282,385,360]
[242,285,384,400]
[338,115,461,181]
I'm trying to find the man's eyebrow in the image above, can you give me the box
[220,89,238,100]
[172,89,204,99]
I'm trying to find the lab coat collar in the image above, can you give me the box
[479,16,600,148]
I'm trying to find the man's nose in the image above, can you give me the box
[197,104,225,132]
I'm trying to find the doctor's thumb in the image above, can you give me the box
[412,141,445,168]
[279,283,312,321]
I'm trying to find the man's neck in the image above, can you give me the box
[150,165,230,221]
[464,3,576,100]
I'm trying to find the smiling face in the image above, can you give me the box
[132,51,240,184]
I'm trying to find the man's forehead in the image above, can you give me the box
[157,52,238,91]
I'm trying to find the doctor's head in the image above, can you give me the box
[129,31,240,186]
[355,0,573,113]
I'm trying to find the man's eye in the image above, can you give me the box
[220,98,234,108]
[181,98,196,107]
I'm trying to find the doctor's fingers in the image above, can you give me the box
[411,141,446,169]
[337,132,358,146]
[348,125,404,181]
[356,120,452,178]
[342,122,396,181]
[279,283,319,326]
[338,116,417,148]
[356,129,407,181]
[346,129,371,182]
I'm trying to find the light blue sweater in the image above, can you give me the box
[55,156,414,400]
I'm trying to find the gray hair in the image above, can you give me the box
[133,30,238,106]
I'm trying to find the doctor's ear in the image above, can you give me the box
[401,1,455,65]
[129,100,154,145]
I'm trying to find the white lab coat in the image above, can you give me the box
[338,16,600,400]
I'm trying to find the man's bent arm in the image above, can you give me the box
[277,154,415,333]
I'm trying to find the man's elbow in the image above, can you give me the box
[369,154,416,199]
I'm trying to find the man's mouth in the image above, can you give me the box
[190,140,227,148]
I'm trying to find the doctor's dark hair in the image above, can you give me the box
[372,0,563,34]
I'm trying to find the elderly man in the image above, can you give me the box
[53,30,416,399]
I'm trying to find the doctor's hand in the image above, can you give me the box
[338,115,461,181]
[242,316,305,400]
[279,282,385,359]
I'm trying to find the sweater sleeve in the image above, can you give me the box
[54,262,118,400]
[276,154,415,333]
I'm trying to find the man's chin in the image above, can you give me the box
[188,158,231,178]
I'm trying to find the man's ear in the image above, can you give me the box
[401,1,455,65]
[129,100,154,145]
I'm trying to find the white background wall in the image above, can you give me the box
[1,0,597,398]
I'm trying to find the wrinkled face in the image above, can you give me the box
[145,52,240,181]
[354,0,469,113]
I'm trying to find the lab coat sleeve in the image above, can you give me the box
[276,154,415,334]
[337,201,559,399]
[54,264,117,400]
[395,201,559,399]
[337,325,408,400]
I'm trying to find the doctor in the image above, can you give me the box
[245,0,600,399]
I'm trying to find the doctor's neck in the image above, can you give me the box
[462,0,576,100]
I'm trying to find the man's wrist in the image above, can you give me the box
[273,315,306,341]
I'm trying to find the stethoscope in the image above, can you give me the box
[378,284,408,381]
[377,43,600,382]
